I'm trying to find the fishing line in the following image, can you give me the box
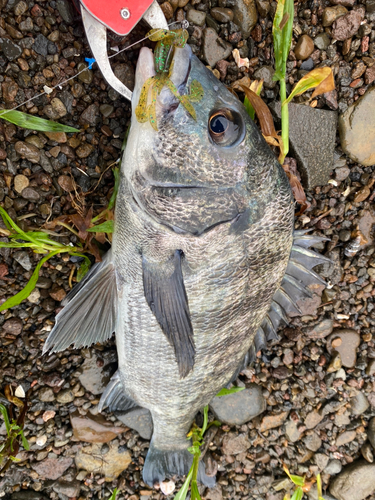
[0,20,184,117]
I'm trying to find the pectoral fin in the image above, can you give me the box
[142,250,195,378]
[43,250,118,353]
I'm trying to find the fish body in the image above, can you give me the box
[45,44,327,486]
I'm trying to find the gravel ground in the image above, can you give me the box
[1,0,375,499]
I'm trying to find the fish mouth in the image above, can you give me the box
[132,44,192,115]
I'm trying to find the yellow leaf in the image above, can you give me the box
[283,67,335,106]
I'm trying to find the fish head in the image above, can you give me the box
[124,43,291,236]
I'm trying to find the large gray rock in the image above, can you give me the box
[270,103,337,189]
[202,28,232,68]
[116,407,153,440]
[209,385,265,425]
[232,0,258,39]
[329,460,375,500]
[339,86,375,166]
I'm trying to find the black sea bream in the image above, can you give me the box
[44,44,328,486]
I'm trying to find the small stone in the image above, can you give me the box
[39,387,55,402]
[329,460,375,500]
[294,35,315,60]
[114,63,135,91]
[75,443,131,480]
[285,419,302,443]
[76,143,94,159]
[116,407,153,440]
[77,62,93,85]
[0,38,22,61]
[28,288,40,304]
[50,288,66,302]
[99,104,114,117]
[2,81,19,102]
[366,359,375,376]
[210,7,234,23]
[361,442,374,463]
[255,0,270,17]
[331,10,362,41]
[43,410,56,422]
[354,186,371,203]
[305,410,324,429]
[260,411,289,432]
[365,66,375,86]
[58,175,74,192]
[315,453,329,470]
[232,0,258,39]
[322,5,348,27]
[36,435,47,447]
[222,433,251,455]
[314,33,331,50]
[33,34,49,56]
[15,141,40,163]
[56,0,75,23]
[326,459,343,475]
[56,388,75,403]
[350,391,369,416]
[368,418,375,451]
[21,187,40,202]
[335,165,350,181]
[209,385,266,425]
[50,98,67,118]
[14,175,29,194]
[187,9,206,26]
[304,432,322,452]
[80,104,99,126]
[253,66,276,88]
[52,480,81,498]
[70,410,125,443]
[160,481,175,496]
[160,2,174,20]
[31,458,73,480]
[13,250,32,271]
[202,28,232,67]
[326,330,360,368]
[14,1,28,15]
[2,317,23,336]
[327,352,342,372]
[303,319,333,339]
[78,351,116,395]
[336,430,357,447]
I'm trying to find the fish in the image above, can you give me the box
[44,43,329,487]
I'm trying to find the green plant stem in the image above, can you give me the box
[279,78,289,164]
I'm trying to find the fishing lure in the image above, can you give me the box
[135,29,204,130]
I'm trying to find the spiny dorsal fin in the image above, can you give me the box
[142,250,195,378]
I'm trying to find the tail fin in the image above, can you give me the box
[43,250,117,353]
[143,439,215,488]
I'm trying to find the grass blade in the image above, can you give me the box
[0,250,61,312]
[87,220,114,233]
[108,167,120,210]
[216,387,245,397]
[290,487,304,500]
[173,467,193,500]
[0,110,80,133]
[0,404,11,434]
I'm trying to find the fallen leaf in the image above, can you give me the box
[239,85,278,138]
[282,158,310,215]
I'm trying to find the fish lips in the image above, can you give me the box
[132,44,192,117]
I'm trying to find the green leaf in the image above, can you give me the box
[9,455,21,463]
[0,206,22,233]
[0,250,61,312]
[173,467,193,500]
[201,405,209,436]
[289,475,305,487]
[283,67,335,106]
[290,487,304,500]
[188,445,200,455]
[272,0,294,82]
[0,404,11,434]
[216,387,245,397]
[21,433,29,451]
[87,220,114,233]
[0,109,80,133]
[108,167,120,210]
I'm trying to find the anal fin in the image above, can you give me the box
[98,371,137,412]
[43,250,118,353]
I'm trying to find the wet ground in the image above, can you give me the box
[1,0,375,499]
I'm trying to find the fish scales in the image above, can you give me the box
[44,43,326,487]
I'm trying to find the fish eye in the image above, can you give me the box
[208,108,243,147]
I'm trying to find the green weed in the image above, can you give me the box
[282,465,326,500]
[0,109,79,133]
[174,387,244,500]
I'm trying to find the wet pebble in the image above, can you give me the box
[209,385,266,425]
[70,410,125,442]
[330,460,375,500]
[294,35,315,60]
[331,10,363,40]
[31,457,73,480]
[15,141,41,163]
[116,407,153,440]
[327,329,360,368]
[2,317,23,336]
[222,433,251,455]
[202,28,232,67]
